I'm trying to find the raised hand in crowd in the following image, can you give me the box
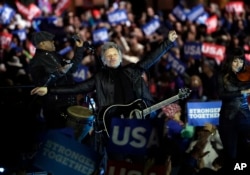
[168,30,178,42]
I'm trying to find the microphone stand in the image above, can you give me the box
[85,94,103,155]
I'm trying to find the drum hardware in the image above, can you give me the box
[60,112,68,119]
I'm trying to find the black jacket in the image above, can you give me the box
[49,40,174,114]
[30,46,85,86]
[30,45,85,108]
[218,71,250,120]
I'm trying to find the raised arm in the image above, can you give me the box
[137,30,178,70]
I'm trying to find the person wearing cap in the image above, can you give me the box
[29,31,86,129]
[162,103,184,136]
[30,30,178,170]
[217,47,250,171]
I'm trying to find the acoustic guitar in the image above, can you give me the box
[101,87,191,137]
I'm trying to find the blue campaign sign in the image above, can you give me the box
[58,46,72,55]
[196,12,209,24]
[183,42,202,60]
[107,9,128,25]
[142,18,160,36]
[166,52,186,74]
[172,5,186,21]
[0,4,16,25]
[186,4,205,22]
[187,101,222,126]
[12,29,27,41]
[73,64,89,83]
[172,4,205,22]
[92,27,109,44]
[107,118,164,155]
[33,129,99,175]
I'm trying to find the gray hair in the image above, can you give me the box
[101,42,122,63]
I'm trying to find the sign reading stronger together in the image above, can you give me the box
[33,129,98,175]
[187,101,221,126]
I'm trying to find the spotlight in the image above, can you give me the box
[0,167,5,173]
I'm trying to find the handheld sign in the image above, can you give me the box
[107,118,164,155]
[187,101,221,126]
[33,129,99,175]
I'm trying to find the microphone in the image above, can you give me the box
[71,34,81,42]
[71,35,95,54]
[43,74,56,86]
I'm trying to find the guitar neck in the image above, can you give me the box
[142,95,180,117]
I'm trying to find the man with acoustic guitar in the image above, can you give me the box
[30,30,178,173]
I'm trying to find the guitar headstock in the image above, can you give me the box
[178,88,191,100]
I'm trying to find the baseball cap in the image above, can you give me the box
[31,31,55,46]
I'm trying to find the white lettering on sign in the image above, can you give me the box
[167,54,185,74]
[202,44,224,57]
[130,127,147,148]
[1,6,13,24]
[108,11,127,23]
[143,19,160,36]
[42,140,95,174]
[184,45,201,55]
[111,126,159,148]
[172,5,186,21]
[73,69,87,80]
[187,6,204,21]
[93,30,108,42]
[189,108,220,119]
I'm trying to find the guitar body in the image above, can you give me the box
[101,99,147,136]
[100,87,191,137]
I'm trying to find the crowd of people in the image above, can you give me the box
[1,0,250,175]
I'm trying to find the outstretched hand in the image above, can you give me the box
[30,87,48,96]
[168,30,178,42]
